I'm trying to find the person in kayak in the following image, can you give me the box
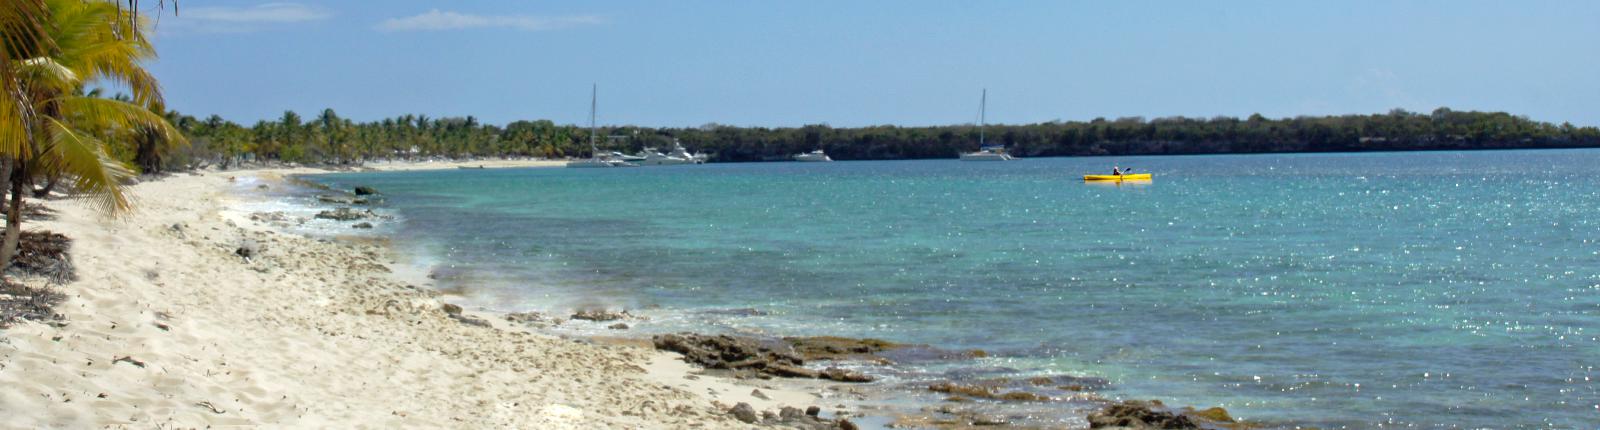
[1112,166,1123,175]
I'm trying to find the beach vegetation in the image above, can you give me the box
[167,107,1600,167]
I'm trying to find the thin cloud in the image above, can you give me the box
[159,2,331,35]
[184,3,332,23]
[378,10,603,32]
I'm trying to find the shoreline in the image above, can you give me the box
[0,161,1266,429]
[0,166,842,428]
[278,165,1263,429]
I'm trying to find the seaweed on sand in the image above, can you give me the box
[0,281,65,328]
[4,230,76,283]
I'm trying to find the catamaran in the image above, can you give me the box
[959,89,1015,161]
[567,84,639,168]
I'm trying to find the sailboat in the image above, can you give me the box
[959,89,1014,161]
[567,84,638,168]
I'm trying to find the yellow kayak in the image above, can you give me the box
[1083,173,1152,181]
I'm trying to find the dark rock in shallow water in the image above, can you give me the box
[314,207,376,221]
[783,336,902,361]
[316,194,353,204]
[607,322,630,330]
[652,333,802,372]
[1185,407,1234,423]
[652,332,885,383]
[1087,400,1199,429]
[768,364,820,379]
[353,186,379,196]
[927,382,1045,402]
[571,309,630,322]
[351,222,374,229]
[821,367,875,383]
[512,310,563,326]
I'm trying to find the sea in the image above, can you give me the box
[276,149,1597,428]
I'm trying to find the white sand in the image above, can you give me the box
[0,168,825,428]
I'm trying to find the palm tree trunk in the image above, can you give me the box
[33,174,58,197]
[0,159,23,271]
[0,157,11,222]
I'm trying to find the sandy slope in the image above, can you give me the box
[0,170,813,428]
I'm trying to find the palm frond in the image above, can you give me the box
[0,0,51,158]
[42,117,132,213]
[58,96,185,146]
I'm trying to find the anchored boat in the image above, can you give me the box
[567,84,639,168]
[960,89,1015,161]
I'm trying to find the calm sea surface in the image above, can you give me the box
[311,150,1600,428]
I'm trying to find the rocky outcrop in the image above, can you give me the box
[504,311,557,327]
[651,333,876,382]
[316,195,353,204]
[571,309,632,322]
[928,382,1048,402]
[819,367,874,383]
[353,186,379,196]
[653,333,803,372]
[314,207,377,221]
[782,336,901,361]
[723,403,855,430]
[1087,400,1199,429]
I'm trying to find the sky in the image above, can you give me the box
[145,0,1600,128]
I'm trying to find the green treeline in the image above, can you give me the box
[165,107,1600,168]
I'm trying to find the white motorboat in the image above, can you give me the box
[959,89,1015,161]
[665,140,707,164]
[611,151,647,162]
[794,149,832,162]
[567,84,639,168]
[639,147,692,165]
[566,158,636,168]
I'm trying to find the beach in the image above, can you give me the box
[0,163,827,429]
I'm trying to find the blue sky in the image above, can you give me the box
[147,1,1600,127]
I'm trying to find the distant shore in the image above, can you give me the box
[359,158,567,171]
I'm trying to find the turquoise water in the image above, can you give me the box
[313,150,1600,428]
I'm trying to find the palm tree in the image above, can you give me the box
[0,0,183,269]
[1,0,52,196]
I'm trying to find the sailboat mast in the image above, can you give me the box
[979,89,987,147]
[589,84,599,157]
